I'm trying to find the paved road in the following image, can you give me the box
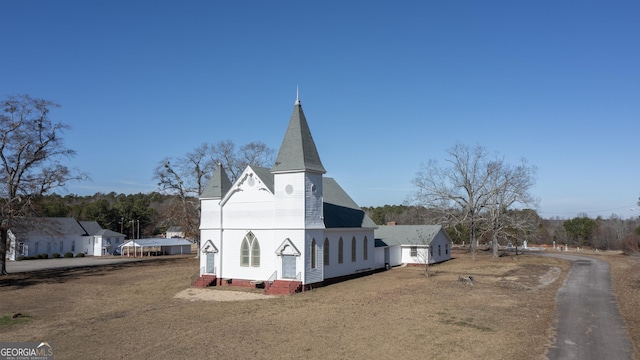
[544,253,633,360]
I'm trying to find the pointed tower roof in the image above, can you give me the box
[271,97,326,174]
[200,163,233,198]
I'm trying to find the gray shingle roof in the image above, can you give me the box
[11,217,89,237]
[323,177,376,228]
[271,101,326,174]
[122,238,192,247]
[250,165,275,193]
[79,221,102,236]
[374,225,446,246]
[201,163,233,198]
[96,229,125,237]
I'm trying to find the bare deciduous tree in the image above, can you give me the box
[411,144,498,257]
[0,95,87,275]
[154,140,274,254]
[410,143,537,258]
[484,159,538,257]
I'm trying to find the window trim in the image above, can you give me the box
[323,238,330,266]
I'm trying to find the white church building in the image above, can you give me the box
[197,97,381,293]
[196,97,452,294]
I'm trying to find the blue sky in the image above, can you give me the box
[2,1,638,219]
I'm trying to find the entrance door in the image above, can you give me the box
[206,252,215,273]
[282,255,296,279]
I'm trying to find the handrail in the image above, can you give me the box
[191,266,205,286]
[295,272,301,281]
[265,270,277,290]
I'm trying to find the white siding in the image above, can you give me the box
[273,173,306,228]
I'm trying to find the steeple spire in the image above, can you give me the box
[295,85,300,105]
[271,96,326,174]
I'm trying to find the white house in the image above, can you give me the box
[81,221,126,256]
[374,224,453,266]
[197,97,379,293]
[165,226,184,239]
[5,217,126,260]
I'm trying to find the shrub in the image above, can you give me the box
[37,253,49,259]
[16,256,26,261]
[63,252,74,258]
[51,253,61,258]
[76,253,85,257]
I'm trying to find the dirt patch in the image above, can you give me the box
[174,288,276,301]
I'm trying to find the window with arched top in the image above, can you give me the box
[240,232,260,267]
[324,238,330,266]
[363,236,368,261]
[311,239,317,269]
[351,237,356,262]
[338,237,344,264]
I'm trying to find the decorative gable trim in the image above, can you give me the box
[220,166,274,206]
[275,238,301,256]
[202,240,218,253]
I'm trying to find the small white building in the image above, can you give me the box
[374,224,453,267]
[81,221,126,256]
[165,226,184,239]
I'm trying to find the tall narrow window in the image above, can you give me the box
[241,239,250,266]
[240,232,260,267]
[410,246,417,257]
[363,236,368,261]
[252,239,260,266]
[311,239,317,269]
[71,240,75,252]
[338,237,344,264]
[438,244,441,256]
[351,237,356,262]
[323,238,330,266]
[445,244,449,255]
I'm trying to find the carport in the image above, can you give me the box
[120,238,192,257]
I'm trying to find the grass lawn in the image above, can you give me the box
[0,250,637,359]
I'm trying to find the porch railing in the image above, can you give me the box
[265,270,277,291]
[191,266,205,286]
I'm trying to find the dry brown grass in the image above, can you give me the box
[0,250,633,360]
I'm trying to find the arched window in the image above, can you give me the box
[363,236,368,261]
[311,239,317,269]
[351,237,356,262]
[338,237,344,264]
[241,239,250,266]
[252,239,260,266]
[323,238,330,266]
[240,232,260,267]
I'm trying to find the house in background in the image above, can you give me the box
[81,221,126,256]
[5,217,125,260]
[165,226,184,238]
[374,223,453,267]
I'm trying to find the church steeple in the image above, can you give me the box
[271,97,326,174]
[201,163,232,198]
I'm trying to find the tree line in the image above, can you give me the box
[363,205,640,253]
[2,94,639,274]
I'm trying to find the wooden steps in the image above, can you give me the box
[192,275,217,288]
[264,280,302,295]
